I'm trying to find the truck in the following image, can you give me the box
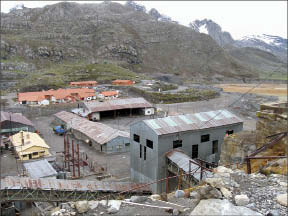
[53,125,66,135]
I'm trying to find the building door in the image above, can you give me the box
[29,154,32,159]
[192,144,198,159]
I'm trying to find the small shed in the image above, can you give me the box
[23,159,57,179]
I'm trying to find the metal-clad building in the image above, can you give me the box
[72,97,154,121]
[130,109,243,193]
[23,159,57,179]
[54,111,130,153]
[0,111,35,135]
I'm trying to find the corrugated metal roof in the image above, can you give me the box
[23,159,57,178]
[166,150,213,181]
[1,176,151,193]
[54,111,129,145]
[84,97,152,113]
[144,109,242,135]
[0,111,34,127]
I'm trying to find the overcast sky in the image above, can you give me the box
[1,1,287,39]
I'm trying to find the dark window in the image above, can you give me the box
[173,140,182,148]
[134,134,140,142]
[146,139,153,149]
[144,146,147,160]
[201,134,210,143]
[22,154,27,157]
[125,143,130,147]
[32,152,38,156]
[192,144,198,159]
[140,144,142,158]
[226,130,234,135]
[212,140,218,154]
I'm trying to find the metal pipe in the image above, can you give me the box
[72,140,75,177]
[64,134,66,169]
[77,143,80,177]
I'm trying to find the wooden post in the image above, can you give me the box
[178,170,182,189]
[189,160,191,186]
[200,161,203,181]
[72,140,75,177]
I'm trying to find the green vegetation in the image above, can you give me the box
[14,62,147,91]
[151,83,178,91]
[131,87,219,104]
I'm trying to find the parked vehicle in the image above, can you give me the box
[53,125,66,135]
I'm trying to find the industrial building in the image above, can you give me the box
[0,111,35,135]
[98,91,119,100]
[10,131,51,160]
[54,111,130,153]
[130,109,243,193]
[23,159,57,179]
[72,97,154,121]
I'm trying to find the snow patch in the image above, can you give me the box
[199,24,208,34]
[240,34,282,46]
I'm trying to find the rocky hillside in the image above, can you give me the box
[1,2,257,91]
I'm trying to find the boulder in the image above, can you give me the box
[108,200,122,211]
[88,201,99,210]
[198,185,222,199]
[190,199,262,215]
[175,190,185,198]
[75,201,89,214]
[215,166,233,174]
[235,194,249,206]
[149,194,161,201]
[130,196,147,203]
[266,210,279,216]
[276,194,287,206]
[220,187,232,198]
[205,177,225,188]
[189,191,200,200]
[173,208,180,215]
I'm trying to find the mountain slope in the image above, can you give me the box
[1,2,257,91]
[189,19,287,62]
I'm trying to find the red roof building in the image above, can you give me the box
[18,88,96,105]
[70,81,98,87]
[112,80,134,86]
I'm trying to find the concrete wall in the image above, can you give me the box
[144,108,154,115]
[130,121,243,193]
[106,136,130,153]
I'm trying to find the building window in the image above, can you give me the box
[226,130,234,135]
[212,140,218,154]
[125,143,130,147]
[32,152,38,156]
[22,154,27,158]
[173,140,182,148]
[201,134,210,143]
[192,144,198,159]
[146,139,153,149]
[134,134,140,143]
[144,146,147,160]
[140,144,142,158]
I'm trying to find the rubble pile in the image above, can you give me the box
[49,166,287,216]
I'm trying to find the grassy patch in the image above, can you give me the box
[131,87,219,104]
[14,62,147,91]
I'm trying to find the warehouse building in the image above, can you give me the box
[112,80,134,86]
[130,109,243,193]
[10,131,51,160]
[0,111,35,135]
[54,111,130,153]
[72,97,154,121]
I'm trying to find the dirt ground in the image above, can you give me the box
[216,83,287,99]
